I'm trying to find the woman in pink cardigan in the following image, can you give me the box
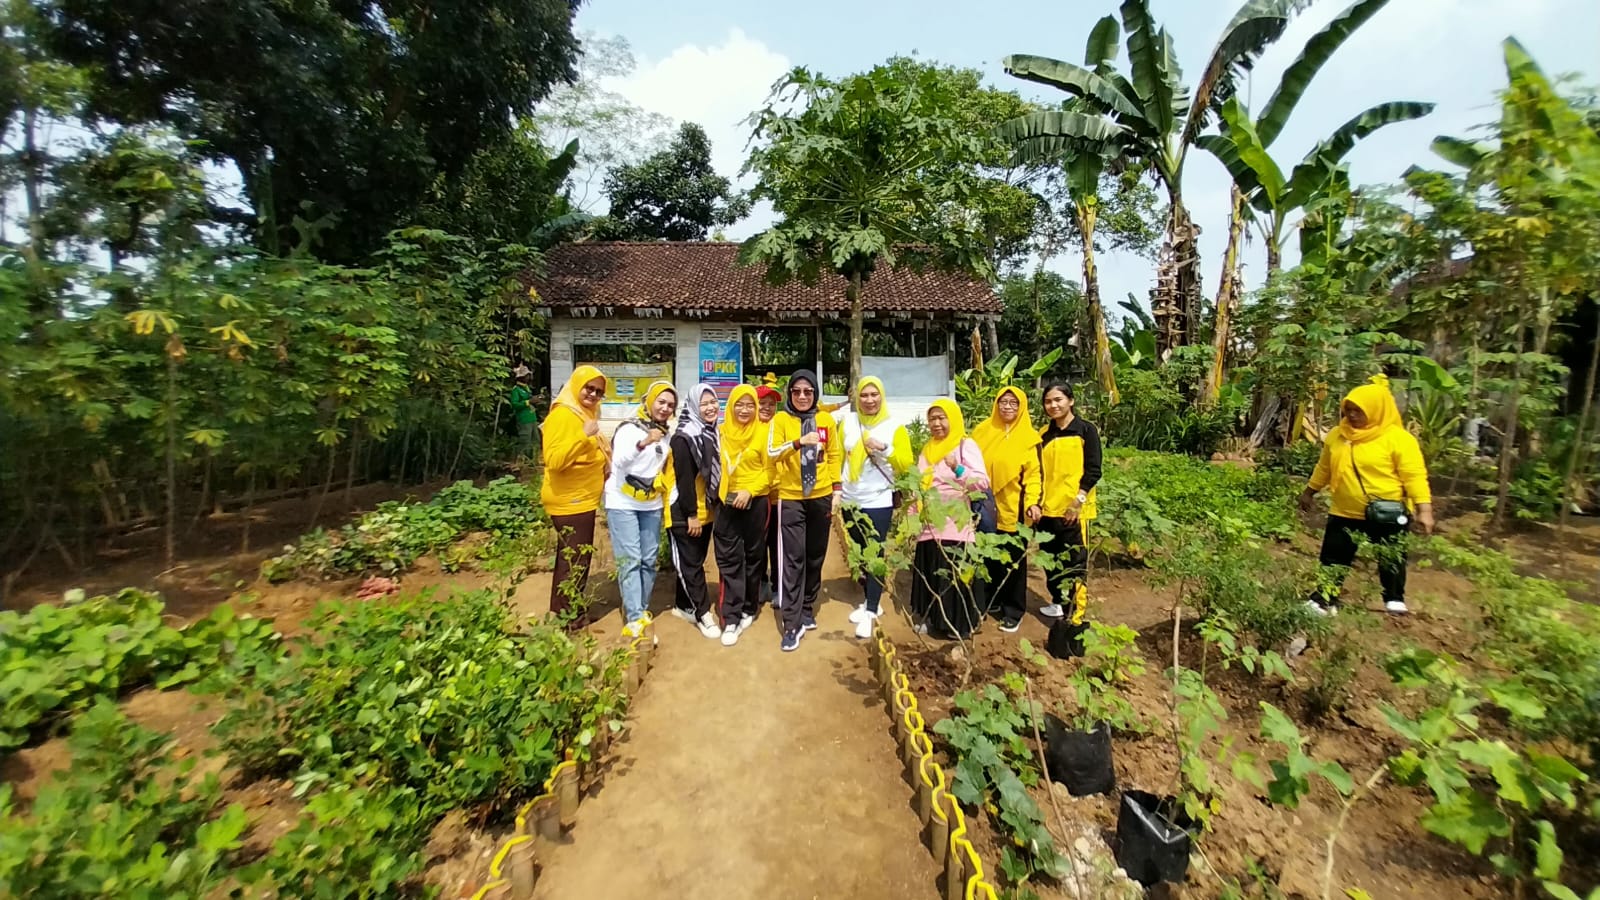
[910,398,990,640]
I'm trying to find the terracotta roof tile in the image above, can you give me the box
[529,241,1000,316]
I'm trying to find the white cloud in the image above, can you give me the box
[606,27,791,236]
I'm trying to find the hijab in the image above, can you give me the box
[971,386,1041,461]
[634,380,677,429]
[786,369,821,494]
[676,382,722,497]
[548,364,606,426]
[719,385,762,499]
[847,376,895,481]
[1339,375,1403,444]
[920,398,967,487]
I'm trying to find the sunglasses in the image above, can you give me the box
[581,385,605,397]
[997,397,1020,407]
[791,387,815,396]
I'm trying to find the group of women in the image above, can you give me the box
[538,362,1431,652]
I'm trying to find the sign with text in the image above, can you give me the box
[587,361,674,407]
[698,337,743,403]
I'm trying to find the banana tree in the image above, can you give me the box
[1005,0,1315,355]
[1000,15,1128,403]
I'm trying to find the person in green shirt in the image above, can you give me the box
[509,373,538,458]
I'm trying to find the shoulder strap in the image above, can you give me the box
[1349,445,1371,500]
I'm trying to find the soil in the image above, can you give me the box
[882,515,1598,900]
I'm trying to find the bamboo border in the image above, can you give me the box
[871,623,1000,900]
[466,632,656,899]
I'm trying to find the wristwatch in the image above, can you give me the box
[1075,491,1088,504]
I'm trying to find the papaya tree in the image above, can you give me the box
[1005,0,1317,354]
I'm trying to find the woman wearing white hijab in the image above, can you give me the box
[667,383,723,639]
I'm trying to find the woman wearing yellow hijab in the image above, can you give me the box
[712,385,772,646]
[840,376,913,639]
[971,386,1043,633]
[910,398,989,640]
[541,365,610,624]
[1299,375,1432,615]
[604,380,677,637]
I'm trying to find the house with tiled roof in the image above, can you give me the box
[527,241,1000,422]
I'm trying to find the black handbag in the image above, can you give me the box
[1352,460,1409,527]
[959,444,998,534]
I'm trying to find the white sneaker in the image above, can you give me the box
[848,605,869,625]
[1039,604,1065,619]
[697,611,722,639]
[739,614,755,633]
[913,622,929,636]
[1385,600,1409,615]
[721,623,741,646]
[855,617,874,640]
[621,612,652,638]
[1305,599,1336,618]
[670,608,696,624]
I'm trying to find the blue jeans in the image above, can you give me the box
[608,507,662,624]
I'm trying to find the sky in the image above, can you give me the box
[572,0,1600,325]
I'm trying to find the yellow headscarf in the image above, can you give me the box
[971,386,1041,459]
[920,398,967,485]
[1339,375,1403,444]
[719,385,762,497]
[636,380,677,427]
[549,364,607,424]
[847,376,892,481]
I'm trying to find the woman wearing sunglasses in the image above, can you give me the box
[766,370,843,652]
[604,381,678,638]
[540,366,612,625]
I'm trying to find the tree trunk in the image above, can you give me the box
[164,351,178,570]
[984,318,1000,362]
[1204,187,1247,406]
[20,105,57,321]
[1172,197,1203,348]
[1492,326,1527,536]
[1153,194,1201,356]
[1556,306,1600,562]
[1076,203,1119,405]
[847,269,864,393]
[1266,240,1282,277]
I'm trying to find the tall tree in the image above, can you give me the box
[593,123,749,241]
[742,58,1034,390]
[1192,0,1434,403]
[1005,0,1316,355]
[40,0,586,261]
[416,121,585,247]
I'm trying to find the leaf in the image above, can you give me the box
[1421,792,1511,855]
[1084,16,1121,71]
[1532,819,1563,881]
[1302,101,1436,171]
[1255,0,1392,146]
[1257,701,1301,747]
[1487,682,1546,721]
[1221,98,1286,205]
[1001,55,1143,121]
[1121,0,1176,138]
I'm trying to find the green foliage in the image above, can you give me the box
[1257,441,1322,479]
[262,477,551,582]
[1091,348,1245,455]
[1253,701,1354,809]
[1380,649,1590,893]
[0,701,249,898]
[212,589,627,819]
[249,783,435,899]
[1064,623,1147,733]
[1197,612,1295,683]
[995,272,1084,380]
[1170,667,1239,831]
[954,348,1063,426]
[0,589,278,750]
[592,122,749,240]
[1109,450,1299,540]
[934,684,1067,885]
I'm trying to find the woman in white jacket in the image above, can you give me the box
[604,381,676,638]
[839,377,913,639]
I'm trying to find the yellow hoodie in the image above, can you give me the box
[539,365,609,517]
[971,386,1043,534]
[1308,377,1431,520]
[719,385,773,500]
[767,409,843,501]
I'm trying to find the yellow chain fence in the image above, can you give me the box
[871,624,1000,900]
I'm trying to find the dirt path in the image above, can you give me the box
[514,520,940,900]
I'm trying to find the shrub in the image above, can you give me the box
[262,476,549,582]
[213,588,629,818]
[0,589,278,750]
[1108,449,1299,541]
[249,783,434,899]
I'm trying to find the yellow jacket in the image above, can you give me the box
[767,410,843,501]
[972,388,1043,534]
[720,421,773,500]
[540,405,608,516]
[1308,428,1431,520]
[1039,417,1101,520]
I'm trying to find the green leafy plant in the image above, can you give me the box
[1170,667,1243,831]
[1197,612,1295,683]
[0,701,250,898]
[213,588,627,820]
[262,477,551,582]
[0,589,278,750]
[933,684,1067,887]
[249,783,435,899]
[1064,623,1146,733]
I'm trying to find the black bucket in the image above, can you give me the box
[1114,790,1193,886]
[1043,714,1115,796]
[1046,619,1088,659]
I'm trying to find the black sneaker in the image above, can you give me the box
[999,618,1021,634]
[802,615,818,631]
[781,629,801,652]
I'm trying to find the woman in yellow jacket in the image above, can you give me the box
[1299,376,1433,615]
[713,385,772,646]
[1037,383,1101,628]
[766,369,843,652]
[972,386,1043,633]
[540,365,611,623]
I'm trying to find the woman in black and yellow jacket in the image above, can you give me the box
[666,383,722,640]
[766,369,843,652]
[1037,382,1101,627]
